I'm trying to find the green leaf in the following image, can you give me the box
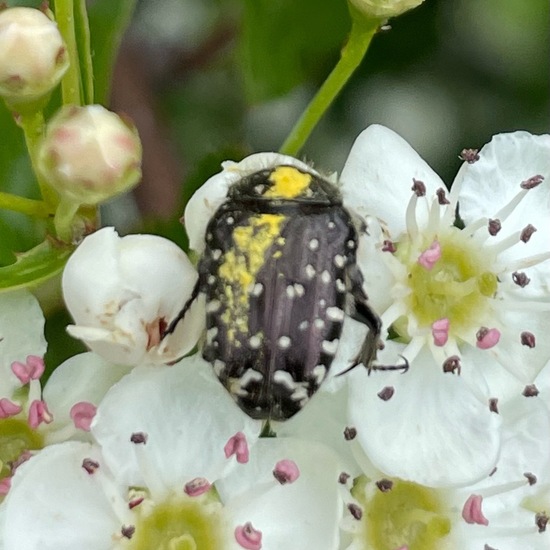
[0,240,74,292]
[87,0,138,106]
[239,0,351,102]
[74,0,95,104]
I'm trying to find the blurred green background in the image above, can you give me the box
[0,0,548,370]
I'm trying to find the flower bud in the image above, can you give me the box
[0,7,69,109]
[62,227,204,366]
[349,0,425,19]
[37,105,142,205]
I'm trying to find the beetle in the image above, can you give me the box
[165,164,407,421]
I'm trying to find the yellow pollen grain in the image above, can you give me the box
[264,166,311,199]
[218,213,285,341]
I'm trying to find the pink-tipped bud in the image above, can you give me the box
[349,0,425,20]
[0,7,68,109]
[37,105,142,206]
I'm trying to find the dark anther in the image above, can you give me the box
[484,545,497,550]
[376,478,393,492]
[476,327,489,342]
[488,398,499,414]
[411,178,426,197]
[535,511,548,533]
[488,219,501,236]
[524,472,537,486]
[121,525,136,539]
[338,472,350,484]
[512,271,530,287]
[377,386,395,401]
[520,175,544,189]
[130,432,148,444]
[521,331,536,348]
[522,384,539,397]
[82,458,100,474]
[489,467,497,476]
[459,149,480,163]
[520,224,537,243]
[436,188,450,205]
[382,239,397,253]
[443,355,461,375]
[129,497,144,510]
[348,503,363,520]
[344,426,357,441]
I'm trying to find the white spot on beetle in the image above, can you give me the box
[249,334,263,349]
[321,270,331,284]
[298,320,309,331]
[312,364,327,384]
[206,300,221,313]
[274,370,298,391]
[226,216,234,225]
[308,238,319,251]
[290,386,309,402]
[240,368,264,387]
[334,254,346,268]
[328,221,336,229]
[326,307,345,321]
[212,249,222,260]
[294,283,305,296]
[213,360,225,376]
[207,275,216,285]
[336,279,346,292]
[278,336,291,349]
[286,285,295,299]
[206,327,218,343]
[305,264,316,279]
[346,240,355,249]
[322,339,339,354]
[251,283,264,296]
[314,318,325,329]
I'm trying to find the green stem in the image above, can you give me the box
[0,192,53,218]
[279,13,378,157]
[18,111,59,207]
[54,198,81,242]
[55,0,82,105]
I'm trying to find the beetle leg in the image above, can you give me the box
[162,277,201,337]
[341,266,408,375]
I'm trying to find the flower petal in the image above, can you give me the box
[91,355,261,493]
[348,346,502,487]
[340,124,445,237]
[219,438,344,550]
[2,441,124,550]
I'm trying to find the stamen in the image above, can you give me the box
[224,432,249,464]
[0,398,22,418]
[11,355,44,384]
[436,188,450,205]
[339,472,350,484]
[487,219,501,236]
[512,271,530,287]
[488,398,499,413]
[184,477,212,496]
[375,479,393,492]
[27,399,53,428]
[520,332,536,348]
[442,356,461,374]
[377,386,395,401]
[501,251,550,273]
[382,240,397,253]
[461,494,488,525]
[431,318,450,346]
[82,458,100,474]
[121,525,135,539]
[235,522,262,550]
[426,197,442,235]
[520,175,544,189]
[405,192,420,239]
[411,179,426,196]
[347,503,363,520]
[476,327,501,349]
[70,401,97,431]
[522,384,539,397]
[535,512,548,533]
[459,149,480,163]
[417,240,441,270]
[130,432,148,444]
[492,187,531,223]
[273,459,300,485]
[524,472,537,485]
[344,427,357,440]
[520,224,537,243]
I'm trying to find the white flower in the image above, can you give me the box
[1,357,346,549]
[340,126,550,485]
[0,7,68,109]
[62,227,204,366]
[37,105,142,205]
[341,392,550,550]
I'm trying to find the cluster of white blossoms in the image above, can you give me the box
[1,125,549,549]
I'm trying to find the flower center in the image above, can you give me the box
[127,494,225,550]
[396,227,498,337]
[0,418,43,481]
[357,478,451,550]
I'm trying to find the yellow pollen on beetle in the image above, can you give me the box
[218,213,286,341]
[264,166,312,199]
